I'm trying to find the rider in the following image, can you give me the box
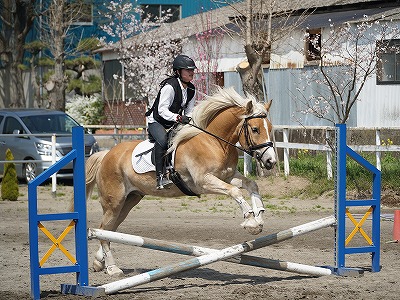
[145,54,197,189]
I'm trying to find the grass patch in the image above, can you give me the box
[288,151,400,197]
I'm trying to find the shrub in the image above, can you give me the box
[66,94,104,125]
[1,149,19,201]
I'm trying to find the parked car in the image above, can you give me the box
[0,109,99,182]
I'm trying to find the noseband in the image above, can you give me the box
[238,114,274,159]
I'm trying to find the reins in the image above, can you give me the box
[185,114,274,157]
[181,87,274,158]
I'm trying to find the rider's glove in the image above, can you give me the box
[176,115,191,124]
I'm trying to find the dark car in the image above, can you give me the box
[0,109,99,182]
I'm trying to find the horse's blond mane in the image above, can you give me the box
[169,86,267,152]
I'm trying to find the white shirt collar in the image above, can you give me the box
[177,77,187,90]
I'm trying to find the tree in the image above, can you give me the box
[222,0,311,101]
[66,94,104,125]
[100,0,184,107]
[39,0,91,111]
[295,15,400,124]
[24,40,46,107]
[192,11,224,98]
[0,0,36,108]
[1,149,19,201]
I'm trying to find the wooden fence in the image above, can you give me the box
[1,126,400,181]
[84,125,400,178]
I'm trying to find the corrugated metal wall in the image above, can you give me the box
[224,67,359,127]
[264,67,357,127]
[357,75,400,127]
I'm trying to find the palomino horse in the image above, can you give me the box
[84,87,276,276]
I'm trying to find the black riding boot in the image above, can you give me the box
[154,144,172,189]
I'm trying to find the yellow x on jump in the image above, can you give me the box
[345,207,373,246]
[38,220,77,266]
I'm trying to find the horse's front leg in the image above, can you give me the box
[229,171,265,229]
[202,173,262,235]
[93,240,124,277]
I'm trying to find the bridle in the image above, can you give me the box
[237,114,274,160]
[186,114,274,160]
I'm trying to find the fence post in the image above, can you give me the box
[375,129,381,171]
[51,134,57,197]
[326,129,332,179]
[113,127,118,145]
[243,152,252,177]
[283,128,289,177]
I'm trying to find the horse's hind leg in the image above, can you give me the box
[93,193,143,276]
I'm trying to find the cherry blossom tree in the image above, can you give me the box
[66,94,104,125]
[100,0,185,107]
[295,15,400,124]
[192,14,224,99]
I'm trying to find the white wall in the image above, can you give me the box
[357,75,400,127]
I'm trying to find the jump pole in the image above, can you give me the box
[95,216,335,295]
[88,226,333,277]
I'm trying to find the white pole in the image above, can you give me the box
[89,228,332,277]
[100,216,335,294]
[51,134,57,197]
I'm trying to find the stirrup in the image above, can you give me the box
[156,174,173,190]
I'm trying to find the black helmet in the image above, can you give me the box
[173,55,196,70]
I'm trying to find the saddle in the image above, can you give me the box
[131,126,199,197]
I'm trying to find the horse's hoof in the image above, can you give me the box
[241,217,263,235]
[93,259,105,272]
[106,265,124,277]
[245,224,263,235]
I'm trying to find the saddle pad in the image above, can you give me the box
[132,140,156,174]
[132,140,175,174]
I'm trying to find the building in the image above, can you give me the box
[100,0,400,127]
[0,0,235,109]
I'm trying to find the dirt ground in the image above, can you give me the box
[0,176,399,300]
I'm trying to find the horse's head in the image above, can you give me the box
[238,100,276,170]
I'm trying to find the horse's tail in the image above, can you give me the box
[69,150,109,211]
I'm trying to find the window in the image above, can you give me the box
[20,115,78,134]
[103,60,123,101]
[69,2,93,25]
[141,4,181,23]
[305,29,321,61]
[3,117,25,134]
[377,39,400,84]
[103,60,136,101]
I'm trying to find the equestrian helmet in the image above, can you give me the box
[173,55,197,70]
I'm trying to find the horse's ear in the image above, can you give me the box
[246,101,253,114]
[265,99,272,112]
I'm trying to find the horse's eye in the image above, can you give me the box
[252,127,259,134]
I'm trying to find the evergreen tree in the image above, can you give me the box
[1,149,19,201]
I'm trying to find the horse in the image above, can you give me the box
[84,87,276,276]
